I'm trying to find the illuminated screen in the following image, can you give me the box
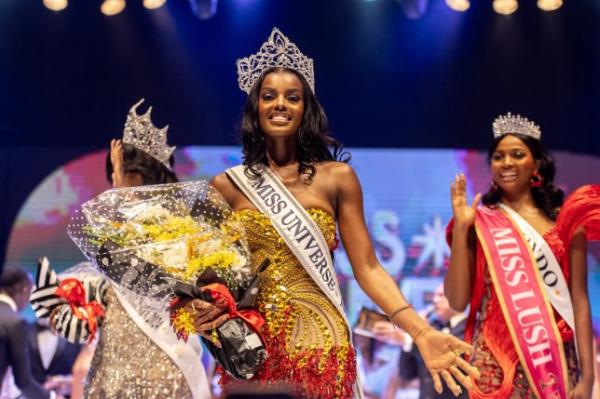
[5,147,600,397]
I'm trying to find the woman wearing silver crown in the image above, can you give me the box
[445,113,598,399]
[30,100,211,399]
[190,27,480,399]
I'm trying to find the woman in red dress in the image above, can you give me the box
[445,112,598,399]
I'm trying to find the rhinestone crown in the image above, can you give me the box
[122,99,176,169]
[236,27,315,94]
[493,112,541,140]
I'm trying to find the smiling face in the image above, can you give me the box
[490,134,538,195]
[258,69,305,139]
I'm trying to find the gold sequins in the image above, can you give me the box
[233,208,350,363]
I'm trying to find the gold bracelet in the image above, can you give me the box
[388,304,413,322]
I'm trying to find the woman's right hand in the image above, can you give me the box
[110,139,125,188]
[188,298,230,348]
[450,173,481,230]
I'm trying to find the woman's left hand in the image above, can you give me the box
[570,381,592,399]
[413,327,479,396]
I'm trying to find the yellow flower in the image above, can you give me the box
[172,308,196,339]
[85,209,249,288]
[185,250,239,280]
[140,215,203,242]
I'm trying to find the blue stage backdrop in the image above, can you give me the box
[5,147,600,397]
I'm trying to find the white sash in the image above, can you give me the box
[498,204,576,333]
[112,285,211,399]
[226,165,363,398]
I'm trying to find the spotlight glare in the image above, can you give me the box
[397,0,429,19]
[143,0,167,9]
[445,0,470,12]
[537,0,562,11]
[493,0,518,15]
[43,0,68,11]
[188,0,218,20]
[101,0,126,16]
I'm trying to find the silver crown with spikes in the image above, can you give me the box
[122,99,176,170]
[236,27,315,94]
[493,112,542,140]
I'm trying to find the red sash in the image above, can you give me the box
[475,207,569,399]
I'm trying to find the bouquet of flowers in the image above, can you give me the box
[67,181,267,379]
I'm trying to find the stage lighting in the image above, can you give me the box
[397,0,429,19]
[445,0,470,12]
[537,0,562,11]
[188,0,218,20]
[493,0,518,15]
[144,0,167,9]
[43,0,68,11]
[101,0,126,16]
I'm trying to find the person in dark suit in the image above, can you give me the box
[28,320,81,397]
[0,266,54,399]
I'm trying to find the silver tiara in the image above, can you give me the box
[122,99,176,170]
[492,112,541,140]
[236,27,315,94]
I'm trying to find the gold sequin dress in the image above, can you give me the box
[85,288,193,399]
[220,208,357,398]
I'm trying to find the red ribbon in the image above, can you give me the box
[203,283,265,333]
[55,278,105,343]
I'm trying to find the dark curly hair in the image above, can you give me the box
[105,143,178,186]
[240,67,350,180]
[482,133,564,220]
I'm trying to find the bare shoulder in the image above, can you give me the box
[210,172,233,191]
[315,162,360,202]
[210,172,241,205]
[316,161,357,180]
